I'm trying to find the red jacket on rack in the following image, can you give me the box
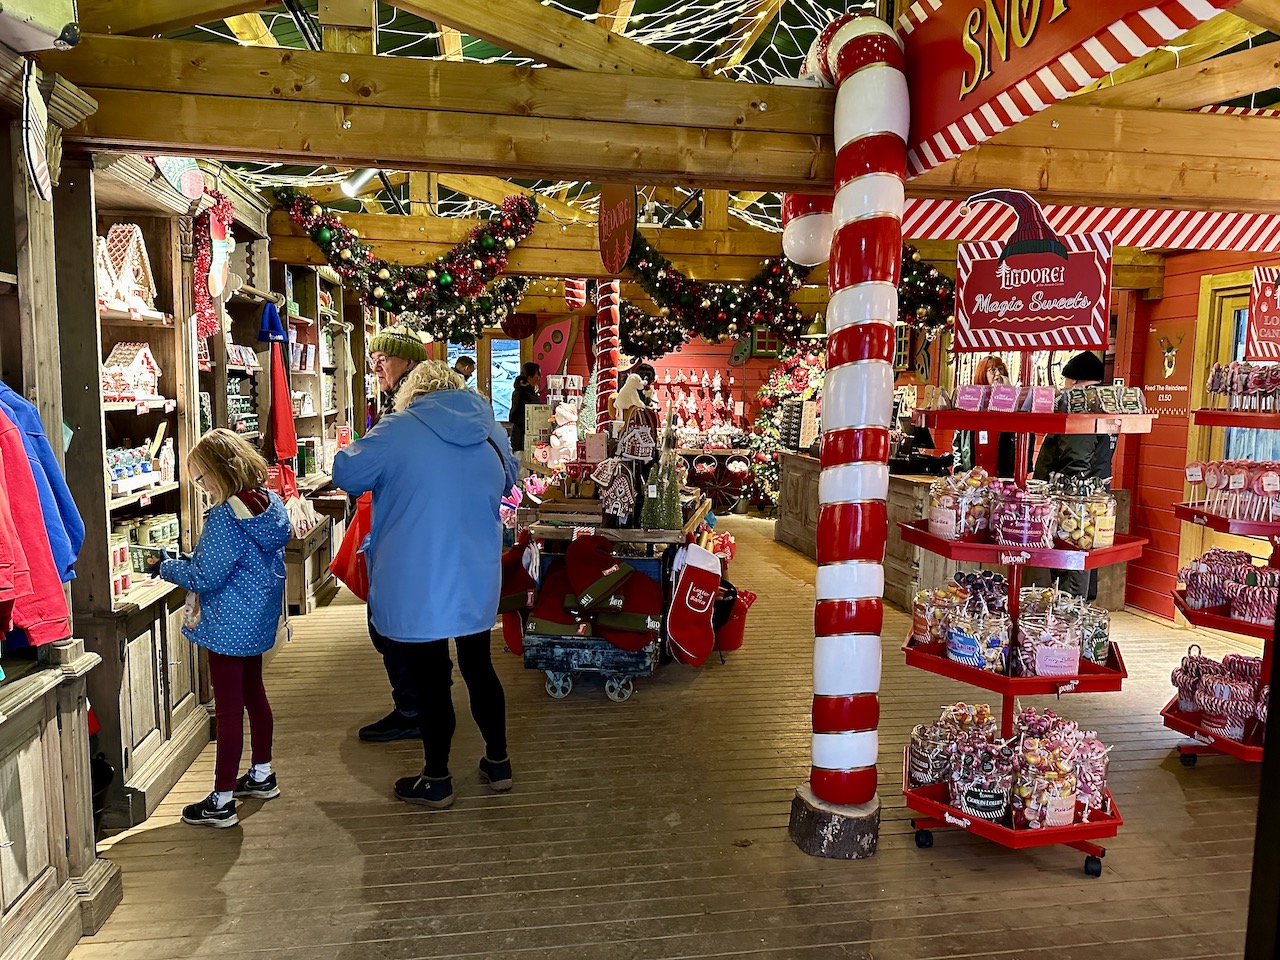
[0,407,69,644]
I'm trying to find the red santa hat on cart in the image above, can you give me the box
[963,188,1068,263]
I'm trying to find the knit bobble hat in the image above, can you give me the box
[369,326,428,363]
[1061,351,1105,383]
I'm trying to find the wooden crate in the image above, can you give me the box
[285,517,337,615]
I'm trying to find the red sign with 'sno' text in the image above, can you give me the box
[899,0,1241,176]
[954,233,1112,352]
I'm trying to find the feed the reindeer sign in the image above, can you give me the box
[953,190,1112,352]
[1247,267,1280,361]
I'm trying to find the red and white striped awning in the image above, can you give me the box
[903,198,1280,252]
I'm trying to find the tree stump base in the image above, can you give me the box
[788,782,880,860]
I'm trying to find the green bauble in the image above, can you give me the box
[380,299,394,311]
[316,226,333,245]
[438,272,453,287]
[479,234,496,251]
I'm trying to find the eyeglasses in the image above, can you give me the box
[371,355,390,369]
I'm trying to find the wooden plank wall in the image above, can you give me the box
[1122,250,1280,618]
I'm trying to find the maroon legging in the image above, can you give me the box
[207,650,273,793]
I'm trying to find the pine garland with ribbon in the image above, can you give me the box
[405,275,533,346]
[619,232,814,359]
[274,187,539,335]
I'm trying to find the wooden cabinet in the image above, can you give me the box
[775,453,821,559]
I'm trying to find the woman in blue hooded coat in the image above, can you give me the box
[333,360,519,810]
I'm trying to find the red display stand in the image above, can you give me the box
[1168,412,1279,765]
[915,409,1155,436]
[901,423,1145,873]
[902,751,1124,876]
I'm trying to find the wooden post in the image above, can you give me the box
[9,119,65,452]
[319,0,378,54]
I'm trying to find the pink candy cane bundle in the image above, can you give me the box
[1195,684,1256,741]
[1260,686,1270,726]
[1228,584,1280,626]
[1222,652,1265,685]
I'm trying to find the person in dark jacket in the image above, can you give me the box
[508,361,542,455]
[360,326,428,742]
[1031,350,1115,600]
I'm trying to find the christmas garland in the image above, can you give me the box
[619,232,813,359]
[745,344,825,505]
[900,244,956,337]
[193,191,234,340]
[273,186,538,323]
[401,275,533,346]
[616,235,956,359]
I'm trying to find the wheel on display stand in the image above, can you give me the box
[914,829,933,849]
[1084,855,1103,878]
[604,676,635,703]
[1179,751,1198,767]
[545,671,573,699]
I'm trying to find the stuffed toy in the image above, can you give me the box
[546,403,580,469]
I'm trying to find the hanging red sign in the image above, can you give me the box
[953,189,1111,352]
[898,0,1242,177]
[955,234,1112,352]
[1247,267,1280,361]
[598,184,636,276]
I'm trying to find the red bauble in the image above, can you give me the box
[717,311,727,321]
[500,314,538,339]
[754,452,768,463]
[486,256,498,268]
[502,218,512,229]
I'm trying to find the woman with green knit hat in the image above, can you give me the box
[359,325,429,743]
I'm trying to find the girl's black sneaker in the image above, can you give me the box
[181,792,238,828]
[234,771,280,800]
[394,775,454,809]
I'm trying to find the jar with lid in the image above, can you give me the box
[1056,490,1116,550]
[928,488,961,540]
[991,490,1056,548]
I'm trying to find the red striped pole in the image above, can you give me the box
[786,11,908,858]
[595,280,620,423]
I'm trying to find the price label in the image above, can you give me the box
[128,307,141,322]
[1229,472,1247,490]
[648,485,659,498]
[978,431,989,444]
[139,493,151,507]
[572,526,596,540]
[1265,474,1280,493]
[135,402,148,415]
[1185,465,1204,483]
[734,401,744,416]
[164,399,176,413]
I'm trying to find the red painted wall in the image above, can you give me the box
[1121,251,1280,618]
[564,335,782,429]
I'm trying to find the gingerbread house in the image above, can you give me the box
[101,342,162,401]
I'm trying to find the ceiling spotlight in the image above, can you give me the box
[341,168,379,198]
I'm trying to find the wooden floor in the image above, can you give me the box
[72,517,1260,960]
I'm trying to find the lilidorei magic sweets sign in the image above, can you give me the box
[953,189,1112,352]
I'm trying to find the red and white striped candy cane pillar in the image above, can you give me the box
[595,280,620,424]
[785,12,908,859]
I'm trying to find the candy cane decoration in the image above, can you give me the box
[784,13,908,810]
[565,277,587,310]
[596,280,620,423]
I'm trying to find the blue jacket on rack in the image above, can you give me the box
[0,382,84,582]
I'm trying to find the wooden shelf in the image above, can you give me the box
[291,369,318,377]
[297,472,332,494]
[98,307,174,327]
[1160,697,1264,762]
[111,579,181,615]
[1173,503,1280,539]
[103,399,175,413]
[1193,409,1280,430]
[324,409,339,417]
[226,364,259,375]
[288,314,316,327]
[897,520,1148,571]
[0,271,17,291]
[914,410,1155,436]
[108,481,179,512]
[1172,589,1274,641]
[902,636,1127,696]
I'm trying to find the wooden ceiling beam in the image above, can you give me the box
[391,0,706,77]
[41,36,822,136]
[79,1,273,35]
[319,0,378,55]
[1075,41,1280,110]
[224,14,277,46]
[596,0,637,35]
[1074,12,1262,96]
[1233,0,1280,35]
[708,0,787,77]
[435,174,595,223]
[438,26,463,59]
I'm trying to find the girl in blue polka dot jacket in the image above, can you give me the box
[153,429,292,828]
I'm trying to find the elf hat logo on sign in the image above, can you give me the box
[954,189,1112,353]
